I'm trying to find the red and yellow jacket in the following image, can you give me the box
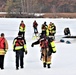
[0,37,8,55]
[19,23,25,32]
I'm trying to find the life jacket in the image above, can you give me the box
[13,37,27,50]
[40,38,48,49]
[15,39,24,46]
[20,23,25,28]
[19,23,25,32]
[0,37,5,49]
[48,24,56,35]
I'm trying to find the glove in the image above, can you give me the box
[52,51,56,53]
[25,50,27,55]
[4,50,7,54]
[13,49,15,52]
[31,43,34,47]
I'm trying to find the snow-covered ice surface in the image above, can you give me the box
[0,18,76,75]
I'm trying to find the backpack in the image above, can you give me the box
[20,24,25,28]
[40,38,48,49]
[15,39,24,46]
[0,37,5,49]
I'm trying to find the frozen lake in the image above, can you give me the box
[0,18,76,75]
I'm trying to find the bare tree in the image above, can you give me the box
[6,0,13,14]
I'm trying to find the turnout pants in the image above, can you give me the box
[41,48,51,64]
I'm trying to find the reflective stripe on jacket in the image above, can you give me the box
[0,49,6,55]
[46,29,49,36]
[14,44,27,50]
[0,37,8,55]
[19,25,25,32]
[48,24,56,34]
[13,37,27,51]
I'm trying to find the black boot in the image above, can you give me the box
[1,66,4,70]
[16,67,19,70]
[43,63,46,68]
[47,64,51,68]
[21,66,24,69]
[1,67,4,70]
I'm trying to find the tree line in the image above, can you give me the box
[3,0,76,17]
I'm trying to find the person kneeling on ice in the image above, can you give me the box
[64,27,71,36]
[31,33,56,68]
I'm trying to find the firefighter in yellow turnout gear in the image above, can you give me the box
[48,22,56,36]
[31,33,56,68]
[13,32,27,70]
[41,22,56,38]
[19,20,26,38]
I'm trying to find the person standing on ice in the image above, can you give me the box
[31,33,56,68]
[48,22,56,40]
[33,20,38,36]
[48,22,56,36]
[13,32,27,70]
[41,21,48,36]
[0,33,8,70]
[19,20,26,39]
